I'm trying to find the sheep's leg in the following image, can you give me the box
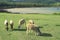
[10,25,13,31]
[26,27,29,34]
[5,23,8,31]
[26,28,28,34]
[6,26,9,31]
[33,27,41,36]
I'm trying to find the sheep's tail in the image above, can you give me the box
[5,23,9,31]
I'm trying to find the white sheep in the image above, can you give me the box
[10,20,14,30]
[4,20,9,31]
[18,18,26,29]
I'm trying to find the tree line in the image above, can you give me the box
[0,2,60,8]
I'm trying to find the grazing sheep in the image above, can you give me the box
[4,20,9,31]
[10,20,14,30]
[18,18,26,29]
[26,20,41,35]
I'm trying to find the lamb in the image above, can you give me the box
[18,18,26,29]
[26,20,41,36]
[4,20,9,31]
[10,20,14,30]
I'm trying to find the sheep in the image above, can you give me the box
[4,20,9,31]
[26,20,34,33]
[18,18,26,29]
[26,20,41,36]
[10,20,14,30]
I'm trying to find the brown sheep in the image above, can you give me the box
[26,20,41,36]
[10,20,14,30]
[18,19,26,29]
[4,20,9,31]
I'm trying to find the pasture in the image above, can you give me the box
[0,13,60,40]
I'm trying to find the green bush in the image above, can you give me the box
[53,13,60,15]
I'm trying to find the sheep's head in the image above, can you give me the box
[19,18,25,25]
[29,20,34,24]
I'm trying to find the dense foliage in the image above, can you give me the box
[0,0,60,8]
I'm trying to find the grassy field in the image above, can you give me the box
[0,13,60,40]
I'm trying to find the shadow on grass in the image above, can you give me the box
[56,24,60,26]
[13,29,26,31]
[38,26,43,29]
[40,33,52,37]
[38,26,43,28]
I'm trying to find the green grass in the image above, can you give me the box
[0,13,60,40]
